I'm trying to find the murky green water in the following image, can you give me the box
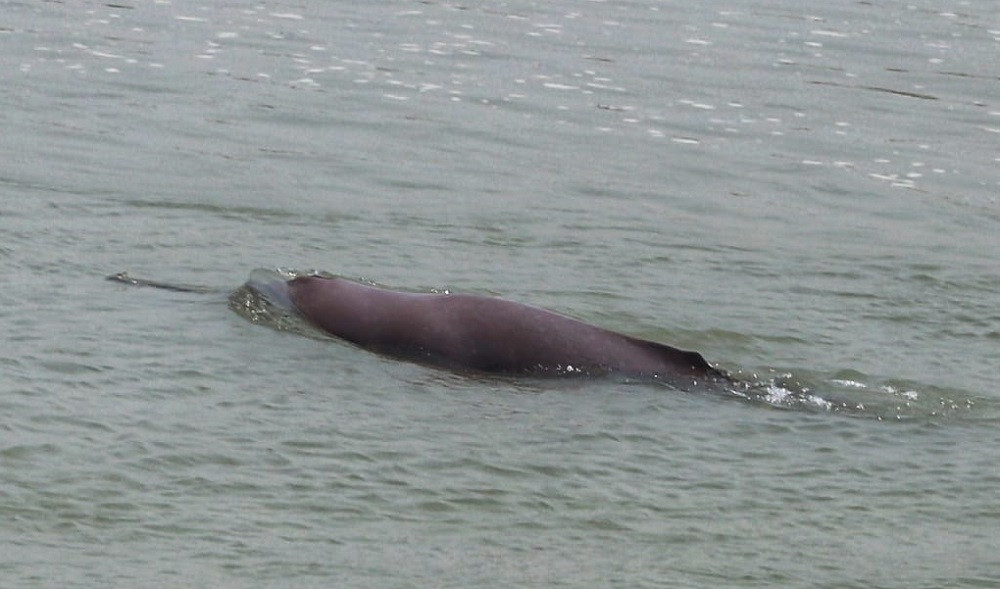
[2,0,998,586]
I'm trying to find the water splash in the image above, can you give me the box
[721,369,983,421]
[227,268,313,333]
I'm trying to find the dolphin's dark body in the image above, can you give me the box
[109,270,731,390]
[256,274,730,389]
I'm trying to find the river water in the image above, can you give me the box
[2,0,998,587]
